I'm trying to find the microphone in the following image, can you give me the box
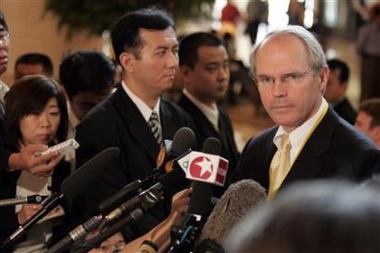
[0,195,47,207]
[1,147,119,248]
[188,137,223,216]
[46,215,103,253]
[158,127,195,174]
[104,127,202,227]
[196,179,267,253]
[168,137,222,253]
[98,127,195,215]
[49,128,195,253]
[68,183,164,253]
[103,182,164,227]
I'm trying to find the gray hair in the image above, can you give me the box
[250,25,327,76]
[225,180,380,253]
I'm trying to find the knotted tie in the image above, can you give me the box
[148,111,162,147]
[268,133,291,199]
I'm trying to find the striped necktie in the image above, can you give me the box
[268,133,291,199]
[148,111,162,147]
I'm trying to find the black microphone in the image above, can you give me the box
[196,179,267,253]
[70,183,164,253]
[0,195,47,207]
[98,127,195,215]
[46,215,103,253]
[103,182,164,227]
[103,129,204,227]
[1,147,119,248]
[188,137,221,217]
[168,137,222,253]
[48,128,195,253]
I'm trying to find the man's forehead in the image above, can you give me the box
[140,27,176,38]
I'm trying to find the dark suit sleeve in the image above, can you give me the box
[74,113,128,213]
[0,171,21,244]
[0,147,12,172]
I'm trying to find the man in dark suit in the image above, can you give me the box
[74,8,194,242]
[177,32,239,195]
[324,58,357,124]
[232,25,380,199]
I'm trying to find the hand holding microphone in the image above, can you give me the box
[50,128,195,253]
[143,187,192,252]
[168,137,224,253]
[2,147,119,248]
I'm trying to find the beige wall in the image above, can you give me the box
[0,0,103,85]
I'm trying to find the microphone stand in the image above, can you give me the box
[1,193,64,248]
[0,195,47,207]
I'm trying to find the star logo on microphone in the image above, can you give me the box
[189,156,214,179]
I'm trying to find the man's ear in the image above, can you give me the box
[179,65,192,82]
[119,52,134,73]
[373,125,380,141]
[319,66,329,92]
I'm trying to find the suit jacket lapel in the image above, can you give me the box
[112,87,159,162]
[159,101,181,140]
[249,127,278,189]
[282,108,337,185]
[179,95,220,136]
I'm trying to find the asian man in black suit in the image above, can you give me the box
[74,7,194,242]
[232,25,380,199]
[324,58,357,124]
[177,32,239,196]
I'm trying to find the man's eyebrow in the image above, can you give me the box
[155,45,168,50]
[204,62,221,67]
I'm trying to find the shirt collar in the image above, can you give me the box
[183,88,219,131]
[67,102,81,129]
[273,98,329,160]
[121,81,160,122]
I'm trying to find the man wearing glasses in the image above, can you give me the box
[231,25,380,199]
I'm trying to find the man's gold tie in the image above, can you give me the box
[268,134,291,199]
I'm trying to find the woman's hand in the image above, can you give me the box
[9,144,62,177]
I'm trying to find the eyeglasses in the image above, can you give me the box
[0,30,9,45]
[253,70,315,88]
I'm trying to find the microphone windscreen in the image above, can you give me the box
[202,137,221,155]
[60,147,119,200]
[170,127,195,156]
[199,179,266,247]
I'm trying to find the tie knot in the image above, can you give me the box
[150,111,159,121]
[280,134,291,149]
